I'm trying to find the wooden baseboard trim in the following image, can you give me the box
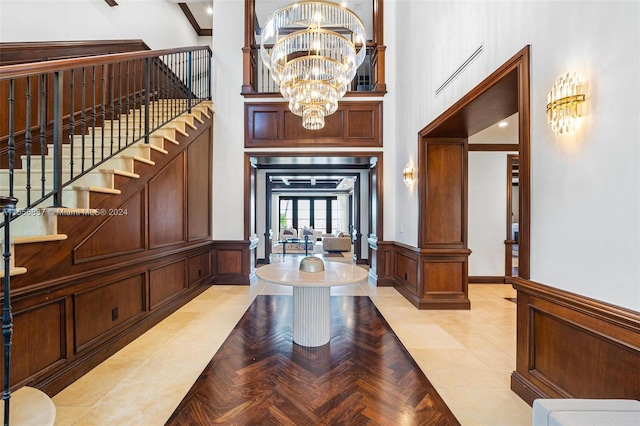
[469,276,506,284]
[511,372,548,405]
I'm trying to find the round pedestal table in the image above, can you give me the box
[256,260,368,347]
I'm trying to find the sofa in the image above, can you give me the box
[532,399,640,426]
[322,231,351,252]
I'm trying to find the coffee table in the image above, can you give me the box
[256,261,368,347]
[276,236,313,257]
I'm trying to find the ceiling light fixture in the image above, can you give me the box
[206,6,213,15]
[260,1,366,130]
[498,121,508,128]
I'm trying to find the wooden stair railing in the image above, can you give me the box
[0,46,211,274]
[0,45,211,212]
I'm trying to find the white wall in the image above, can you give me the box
[468,152,510,276]
[12,0,637,310]
[0,0,202,49]
[389,0,640,310]
[211,0,246,240]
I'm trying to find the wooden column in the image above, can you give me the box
[413,137,471,309]
[242,0,256,94]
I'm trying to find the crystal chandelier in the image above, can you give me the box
[260,1,366,130]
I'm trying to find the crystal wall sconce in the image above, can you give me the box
[546,72,586,136]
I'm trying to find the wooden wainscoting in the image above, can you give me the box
[3,245,212,396]
[245,101,382,148]
[1,111,215,396]
[211,240,256,285]
[371,241,471,309]
[510,277,640,404]
[369,238,394,287]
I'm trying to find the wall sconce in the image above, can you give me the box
[403,163,414,187]
[546,72,586,136]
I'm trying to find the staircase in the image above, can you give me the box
[0,99,213,279]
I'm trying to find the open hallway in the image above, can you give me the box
[51,269,531,425]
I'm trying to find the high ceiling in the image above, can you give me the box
[165,0,213,36]
[168,1,374,40]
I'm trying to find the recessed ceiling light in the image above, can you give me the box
[498,121,508,128]
[206,6,213,15]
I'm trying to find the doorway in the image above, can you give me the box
[418,45,530,288]
[505,154,519,277]
[244,152,384,267]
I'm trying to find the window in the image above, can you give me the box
[279,199,293,230]
[314,200,327,234]
[278,196,337,235]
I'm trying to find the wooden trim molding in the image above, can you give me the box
[510,277,640,405]
[104,0,118,6]
[178,3,212,37]
[417,45,530,280]
[469,276,506,284]
[245,101,383,148]
[468,144,519,152]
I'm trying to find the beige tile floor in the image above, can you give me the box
[50,262,531,426]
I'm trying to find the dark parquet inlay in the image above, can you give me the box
[166,295,459,425]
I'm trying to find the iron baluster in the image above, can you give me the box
[208,49,212,100]
[80,68,86,174]
[144,58,150,146]
[101,64,106,161]
[109,63,115,156]
[1,197,17,426]
[69,70,75,181]
[52,71,63,208]
[91,66,96,167]
[25,77,33,207]
[39,74,47,198]
[125,61,130,147]
[117,62,122,151]
[7,81,15,199]
[138,59,143,140]
[132,60,136,146]
[187,51,192,113]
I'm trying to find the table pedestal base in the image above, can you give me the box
[293,286,330,347]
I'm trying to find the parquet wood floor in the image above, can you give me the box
[166,295,460,426]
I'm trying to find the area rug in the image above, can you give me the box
[166,295,459,425]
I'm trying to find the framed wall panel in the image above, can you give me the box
[245,101,382,148]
